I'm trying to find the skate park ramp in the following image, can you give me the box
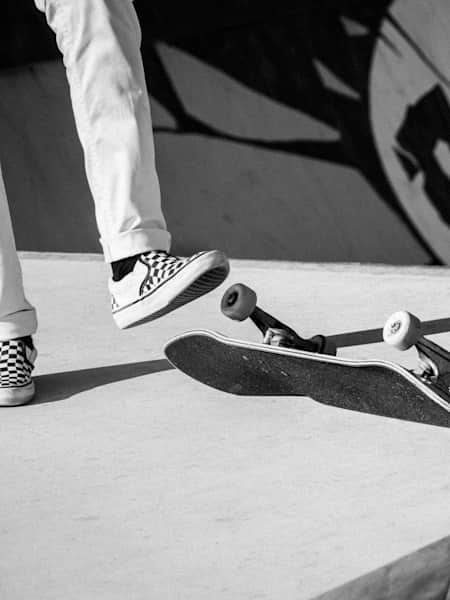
[312,536,450,600]
[1,1,450,263]
[2,3,450,598]
[2,254,450,599]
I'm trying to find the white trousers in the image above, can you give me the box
[0,0,171,340]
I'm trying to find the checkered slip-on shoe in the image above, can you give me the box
[110,249,230,329]
[0,337,37,406]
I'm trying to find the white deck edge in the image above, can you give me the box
[165,329,450,413]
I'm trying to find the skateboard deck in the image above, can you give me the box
[165,329,450,428]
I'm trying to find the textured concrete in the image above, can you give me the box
[1,255,450,599]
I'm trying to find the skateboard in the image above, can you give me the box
[164,284,450,428]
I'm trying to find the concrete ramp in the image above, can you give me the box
[2,255,449,599]
[313,536,450,600]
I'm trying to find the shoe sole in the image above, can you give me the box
[113,250,230,329]
[0,381,35,407]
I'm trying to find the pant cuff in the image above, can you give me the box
[0,308,38,341]
[100,228,172,263]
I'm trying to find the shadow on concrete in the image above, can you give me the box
[31,359,174,405]
[330,317,450,349]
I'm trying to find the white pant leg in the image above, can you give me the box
[0,166,37,340]
[35,0,171,262]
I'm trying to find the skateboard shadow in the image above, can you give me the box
[330,317,450,348]
[31,359,174,405]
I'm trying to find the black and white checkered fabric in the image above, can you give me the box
[0,339,34,388]
[139,250,204,296]
[111,295,119,310]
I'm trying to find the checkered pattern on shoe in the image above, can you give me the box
[111,295,119,310]
[138,250,204,296]
[0,339,34,388]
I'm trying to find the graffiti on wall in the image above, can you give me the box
[371,0,450,263]
[1,1,449,262]
[139,0,450,261]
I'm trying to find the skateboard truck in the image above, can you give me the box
[384,311,450,396]
[221,283,337,356]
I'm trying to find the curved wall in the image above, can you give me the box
[0,1,447,263]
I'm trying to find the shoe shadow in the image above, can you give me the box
[330,317,450,348]
[32,359,174,405]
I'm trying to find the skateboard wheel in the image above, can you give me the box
[383,311,422,351]
[221,283,257,321]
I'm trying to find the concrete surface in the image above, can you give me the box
[314,535,450,600]
[1,254,450,599]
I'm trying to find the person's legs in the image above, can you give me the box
[0,165,37,406]
[36,0,229,329]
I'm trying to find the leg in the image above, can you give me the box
[36,0,171,262]
[0,165,37,341]
[0,165,37,406]
[36,0,229,328]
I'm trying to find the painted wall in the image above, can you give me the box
[0,1,448,263]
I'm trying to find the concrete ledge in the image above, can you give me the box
[18,251,450,277]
